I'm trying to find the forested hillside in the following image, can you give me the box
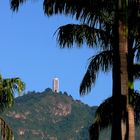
[1,88,96,140]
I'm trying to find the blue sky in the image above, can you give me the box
[1,0,138,106]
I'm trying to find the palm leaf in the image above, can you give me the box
[0,75,25,110]
[135,44,140,62]
[3,77,25,94]
[0,117,14,140]
[89,96,112,140]
[88,60,140,139]
[80,50,113,95]
[89,122,99,140]
[43,0,121,31]
[10,0,27,11]
[10,0,116,26]
[43,0,115,24]
[56,24,111,49]
[133,64,140,80]
[90,91,140,140]
[0,75,25,140]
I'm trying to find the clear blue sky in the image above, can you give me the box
[1,1,139,106]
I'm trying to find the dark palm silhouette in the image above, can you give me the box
[10,0,140,139]
[81,49,140,140]
[89,90,140,140]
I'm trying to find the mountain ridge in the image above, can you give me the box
[1,88,96,140]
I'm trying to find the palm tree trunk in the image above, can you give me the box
[127,36,135,139]
[119,12,128,140]
[118,0,129,139]
[127,104,135,140]
[111,0,130,139]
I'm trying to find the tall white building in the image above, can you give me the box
[53,78,59,93]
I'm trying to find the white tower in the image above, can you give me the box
[53,78,59,93]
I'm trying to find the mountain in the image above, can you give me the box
[1,88,96,140]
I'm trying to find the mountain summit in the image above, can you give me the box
[2,88,96,140]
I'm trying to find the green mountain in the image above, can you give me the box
[1,88,96,140]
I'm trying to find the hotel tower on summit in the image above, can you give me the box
[53,78,59,93]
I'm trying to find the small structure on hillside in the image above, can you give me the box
[18,128,25,136]
[52,78,59,93]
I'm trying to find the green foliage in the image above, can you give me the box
[0,74,25,140]
[0,75,25,110]
[1,89,96,140]
[0,116,14,140]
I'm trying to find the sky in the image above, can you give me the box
[1,1,139,107]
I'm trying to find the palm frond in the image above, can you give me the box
[135,43,140,62]
[0,75,25,110]
[10,0,27,11]
[56,24,111,49]
[94,97,113,127]
[44,0,118,27]
[0,117,14,140]
[80,70,96,95]
[133,90,140,125]
[80,50,113,95]
[0,75,25,139]
[89,97,112,140]
[4,77,25,94]
[10,0,115,26]
[89,122,99,140]
[133,64,140,80]
[89,91,140,139]
[43,0,114,20]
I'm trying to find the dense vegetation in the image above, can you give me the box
[1,88,96,140]
[1,88,140,139]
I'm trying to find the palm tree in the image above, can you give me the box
[55,2,139,139]
[81,49,140,140]
[10,0,140,139]
[86,50,140,140]
[0,74,25,140]
[89,90,140,140]
[54,14,139,140]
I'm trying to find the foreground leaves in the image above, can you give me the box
[0,74,25,139]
